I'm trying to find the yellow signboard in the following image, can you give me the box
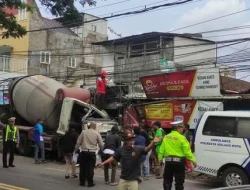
[145,103,173,120]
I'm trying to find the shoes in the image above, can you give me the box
[65,175,70,179]
[3,165,8,168]
[35,160,41,164]
[42,160,47,163]
[9,165,15,167]
[110,182,118,186]
[88,183,95,187]
[156,176,163,179]
[71,174,78,178]
[105,181,110,185]
[80,182,85,186]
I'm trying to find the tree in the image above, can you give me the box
[0,0,96,38]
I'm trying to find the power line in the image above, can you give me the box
[169,8,250,32]
[83,0,131,11]
[8,38,247,57]
[1,0,192,35]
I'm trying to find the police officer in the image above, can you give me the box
[0,117,19,168]
[158,120,196,190]
[74,122,104,187]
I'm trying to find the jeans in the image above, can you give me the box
[103,154,117,183]
[34,141,45,161]
[141,150,152,177]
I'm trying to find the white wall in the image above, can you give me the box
[101,46,114,73]
[83,14,108,40]
[174,36,216,68]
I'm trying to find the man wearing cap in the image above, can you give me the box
[96,70,107,110]
[74,122,104,187]
[97,131,161,190]
[158,120,197,190]
[0,117,19,168]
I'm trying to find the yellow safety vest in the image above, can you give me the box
[5,125,17,142]
[158,131,196,163]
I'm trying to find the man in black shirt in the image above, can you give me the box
[97,131,161,190]
[102,126,121,186]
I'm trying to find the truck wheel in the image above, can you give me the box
[18,133,32,156]
[221,167,249,187]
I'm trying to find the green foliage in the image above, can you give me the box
[0,0,96,38]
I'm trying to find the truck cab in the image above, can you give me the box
[57,97,119,140]
[194,111,250,187]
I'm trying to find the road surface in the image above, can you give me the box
[0,155,221,190]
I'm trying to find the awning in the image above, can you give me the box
[0,45,12,55]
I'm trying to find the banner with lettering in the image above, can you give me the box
[140,68,221,98]
[144,101,223,129]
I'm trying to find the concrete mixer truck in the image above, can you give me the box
[0,75,118,157]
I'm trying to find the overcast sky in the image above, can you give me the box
[37,0,250,80]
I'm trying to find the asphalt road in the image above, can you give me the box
[0,154,221,190]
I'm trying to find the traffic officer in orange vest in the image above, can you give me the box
[158,120,197,190]
[0,117,19,168]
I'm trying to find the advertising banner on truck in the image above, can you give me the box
[144,101,223,129]
[140,68,221,98]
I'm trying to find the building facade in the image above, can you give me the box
[93,32,236,95]
[1,0,108,87]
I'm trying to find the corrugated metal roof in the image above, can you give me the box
[42,17,78,37]
[92,32,215,45]
[221,76,250,94]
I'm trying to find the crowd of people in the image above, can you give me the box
[0,116,195,190]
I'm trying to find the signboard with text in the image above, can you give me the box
[144,101,223,129]
[140,68,221,98]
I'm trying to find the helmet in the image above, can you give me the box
[101,70,107,77]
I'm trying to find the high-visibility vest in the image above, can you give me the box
[5,125,17,142]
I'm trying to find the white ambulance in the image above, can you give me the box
[194,111,250,187]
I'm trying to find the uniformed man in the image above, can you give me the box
[0,117,19,168]
[74,122,104,187]
[158,120,197,190]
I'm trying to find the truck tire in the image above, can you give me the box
[222,167,249,187]
[18,133,32,156]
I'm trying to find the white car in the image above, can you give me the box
[194,111,250,187]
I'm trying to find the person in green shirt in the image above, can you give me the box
[152,121,165,178]
[158,121,197,190]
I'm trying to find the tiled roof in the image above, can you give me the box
[221,76,250,94]
[42,17,78,37]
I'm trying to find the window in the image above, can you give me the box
[68,57,77,68]
[129,41,159,58]
[92,25,97,32]
[71,26,83,38]
[40,52,51,64]
[130,44,144,58]
[18,0,27,21]
[237,118,250,138]
[145,42,158,55]
[0,56,10,72]
[202,116,236,137]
